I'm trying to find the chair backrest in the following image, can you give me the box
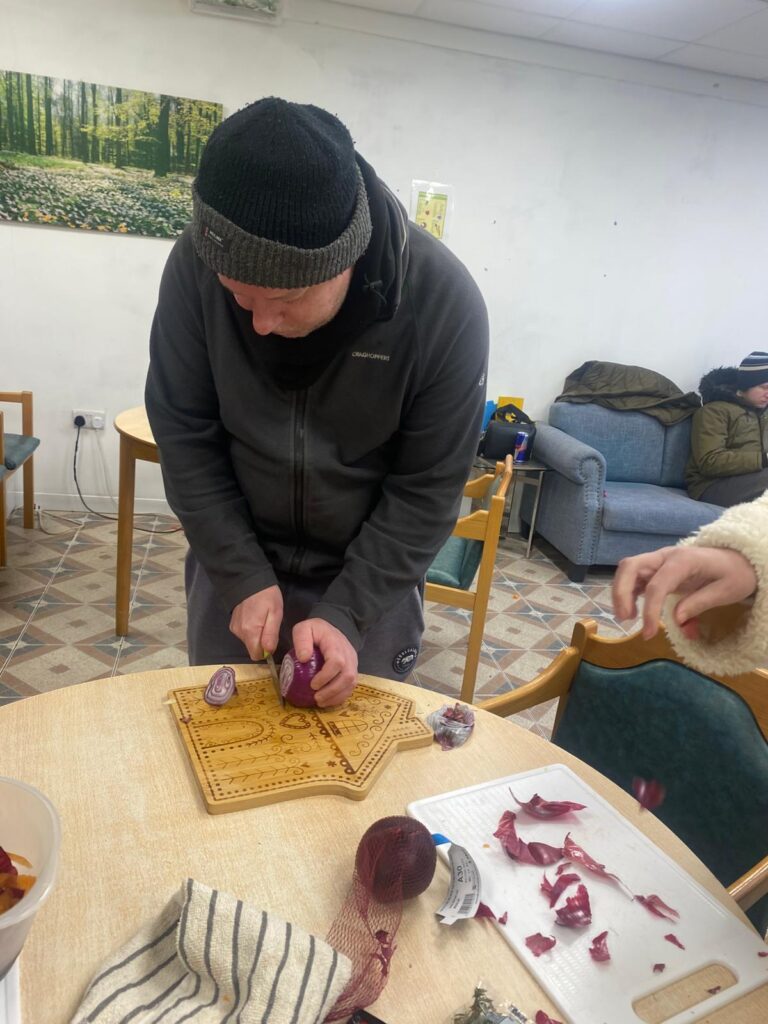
[548,403,691,487]
[553,619,768,932]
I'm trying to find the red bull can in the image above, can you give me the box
[513,430,530,462]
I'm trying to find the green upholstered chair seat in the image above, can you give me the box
[554,659,768,933]
[426,471,504,591]
[1,433,39,475]
[426,535,483,590]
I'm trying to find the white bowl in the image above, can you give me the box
[0,777,60,980]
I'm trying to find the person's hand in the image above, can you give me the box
[229,585,283,660]
[612,546,757,640]
[292,618,358,708]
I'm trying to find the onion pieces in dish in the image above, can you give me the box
[0,846,36,916]
[509,790,586,819]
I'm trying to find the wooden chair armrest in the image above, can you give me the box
[0,391,33,435]
[476,646,580,715]
[728,853,768,911]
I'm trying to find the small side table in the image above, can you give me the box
[506,459,547,557]
[114,406,160,636]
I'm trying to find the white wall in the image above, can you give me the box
[2,0,768,510]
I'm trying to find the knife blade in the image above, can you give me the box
[265,651,284,707]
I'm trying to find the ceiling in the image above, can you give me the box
[330,0,768,82]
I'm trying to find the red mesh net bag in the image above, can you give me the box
[323,816,436,1021]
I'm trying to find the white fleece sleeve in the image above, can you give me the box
[662,494,768,675]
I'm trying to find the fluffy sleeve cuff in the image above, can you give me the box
[662,495,768,675]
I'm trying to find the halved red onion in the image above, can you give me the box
[280,645,325,707]
[555,883,592,927]
[494,811,563,865]
[203,665,237,706]
[653,963,666,973]
[535,1011,563,1024]
[510,789,587,819]
[632,777,667,812]
[635,894,679,921]
[664,933,685,950]
[589,930,611,962]
[526,932,557,957]
[541,871,581,908]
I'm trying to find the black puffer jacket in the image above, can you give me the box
[685,367,768,499]
[145,168,488,649]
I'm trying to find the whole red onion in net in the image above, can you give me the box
[355,816,437,904]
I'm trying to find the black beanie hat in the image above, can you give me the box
[737,351,768,390]
[192,97,372,288]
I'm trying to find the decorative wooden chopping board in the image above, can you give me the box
[168,671,433,814]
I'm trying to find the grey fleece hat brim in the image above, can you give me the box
[191,165,372,289]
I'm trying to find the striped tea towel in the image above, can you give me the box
[71,879,352,1024]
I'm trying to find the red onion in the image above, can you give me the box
[555,883,592,927]
[355,816,436,903]
[541,871,581,908]
[632,777,666,812]
[589,930,611,962]
[526,932,557,957]
[203,665,237,706]
[279,645,325,707]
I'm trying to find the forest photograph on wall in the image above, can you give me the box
[0,70,222,238]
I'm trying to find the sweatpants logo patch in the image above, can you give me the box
[392,645,419,675]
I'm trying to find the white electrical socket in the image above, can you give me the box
[72,409,106,430]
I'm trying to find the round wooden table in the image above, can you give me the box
[114,406,160,636]
[0,668,765,1023]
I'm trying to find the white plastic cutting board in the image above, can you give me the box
[408,764,768,1024]
[0,963,20,1024]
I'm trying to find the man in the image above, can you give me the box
[145,97,488,707]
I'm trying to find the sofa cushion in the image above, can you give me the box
[659,419,692,488]
[602,482,721,536]
[549,404,665,484]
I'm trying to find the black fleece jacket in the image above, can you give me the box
[145,168,489,649]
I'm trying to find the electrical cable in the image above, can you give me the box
[72,424,183,534]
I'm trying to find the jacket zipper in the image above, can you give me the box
[289,390,308,575]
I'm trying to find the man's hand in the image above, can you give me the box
[292,618,358,708]
[612,546,757,640]
[229,585,283,660]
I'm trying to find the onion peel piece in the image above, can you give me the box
[494,811,564,865]
[635,894,679,921]
[653,963,666,973]
[589,930,611,962]
[510,789,587,819]
[664,933,685,950]
[632,777,667,812]
[541,871,581,908]
[555,883,592,927]
[534,1012,563,1024]
[526,932,557,957]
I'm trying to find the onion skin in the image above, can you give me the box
[204,665,237,706]
[355,816,437,903]
[279,646,325,707]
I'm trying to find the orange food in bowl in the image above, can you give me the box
[0,847,36,916]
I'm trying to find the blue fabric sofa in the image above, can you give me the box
[520,403,723,581]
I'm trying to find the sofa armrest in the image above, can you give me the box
[533,423,607,487]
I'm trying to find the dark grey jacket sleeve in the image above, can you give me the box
[312,281,489,648]
[145,242,278,611]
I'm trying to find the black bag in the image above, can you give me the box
[478,403,536,461]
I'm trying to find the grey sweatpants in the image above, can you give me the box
[699,468,768,508]
[184,550,425,681]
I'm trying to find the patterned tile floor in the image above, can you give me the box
[0,509,636,739]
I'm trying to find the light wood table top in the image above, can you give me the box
[114,405,157,448]
[1,668,765,1024]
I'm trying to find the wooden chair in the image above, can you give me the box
[478,612,768,934]
[425,455,513,704]
[0,391,39,566]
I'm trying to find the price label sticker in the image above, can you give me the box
[435,843,482,924]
